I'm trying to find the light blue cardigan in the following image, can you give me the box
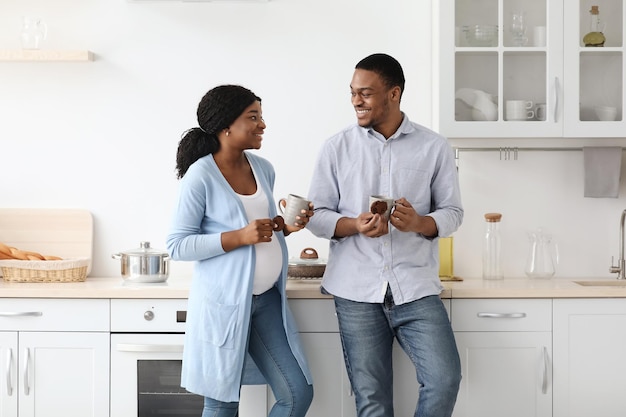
[166,152,312,402]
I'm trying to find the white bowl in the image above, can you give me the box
[594,105,618,121]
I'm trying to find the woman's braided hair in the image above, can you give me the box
[175,85,261,179]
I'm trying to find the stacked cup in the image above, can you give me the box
[505,100,534,121]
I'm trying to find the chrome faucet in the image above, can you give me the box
[610,209,626,279]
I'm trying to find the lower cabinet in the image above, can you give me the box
[8,294,626,417]
[0,299,110,417]
[288,298,447,417]
[298,332,355,417]
[553,299,626,417]
[451,299,553,417]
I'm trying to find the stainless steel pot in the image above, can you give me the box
[112,241,169,283]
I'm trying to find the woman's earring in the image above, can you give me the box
[225,130,230,137]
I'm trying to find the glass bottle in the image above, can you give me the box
[583,5,606,47]
[482,213,503,280]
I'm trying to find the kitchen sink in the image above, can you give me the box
[574,280,626,287]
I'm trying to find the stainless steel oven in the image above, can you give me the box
[110,298,266,417]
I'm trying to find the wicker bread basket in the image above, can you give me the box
[0,258,90,283]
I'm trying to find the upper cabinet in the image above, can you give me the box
[563,1,624,137]
[436,0,625,138]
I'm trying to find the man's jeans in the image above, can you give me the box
[334,291,461,417]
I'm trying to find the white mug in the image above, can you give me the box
[368,195,395,220]
[505,100,534,121]
[278,194,311,226]
[535,103,547,121]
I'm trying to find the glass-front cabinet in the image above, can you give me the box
[563,1,624,136]
[437,0,625,138]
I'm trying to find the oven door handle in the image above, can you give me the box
[116,343,184,353]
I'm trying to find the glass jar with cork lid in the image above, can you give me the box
[483,213,503,280]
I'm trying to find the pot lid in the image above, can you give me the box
[288,247,326,266]
[121,241,168,256]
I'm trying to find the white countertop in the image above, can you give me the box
[2,276,626,299]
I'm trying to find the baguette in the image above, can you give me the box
[0,242,63,261]
[9,247,28,260]
[0,242,12,257]
[24,251,45,260]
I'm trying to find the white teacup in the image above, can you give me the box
[278,194,311,226]
[505,100,534,121]
[594,105,618,121]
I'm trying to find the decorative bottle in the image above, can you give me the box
[482,213,503,280]
[583,5,606,47]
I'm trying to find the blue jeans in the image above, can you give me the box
[334,290,461,417]
[202,287,313,417]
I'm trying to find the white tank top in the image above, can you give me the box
[237,173,283,295]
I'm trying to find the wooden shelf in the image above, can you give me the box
[0,49,94,62]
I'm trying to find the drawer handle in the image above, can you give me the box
[476,312,527,318]
[0,312,43,317]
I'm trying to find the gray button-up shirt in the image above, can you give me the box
[306,115,463,305]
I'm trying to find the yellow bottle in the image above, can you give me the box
[438,236,454,279]
[583,5,606,47]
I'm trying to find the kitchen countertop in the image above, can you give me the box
[2,276,626,299]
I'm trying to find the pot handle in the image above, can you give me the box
[111,253,121,260]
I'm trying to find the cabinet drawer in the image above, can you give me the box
[0,298,109,331]
[111,298,188,332]
[288,299,338,332]
[451,299,551,332]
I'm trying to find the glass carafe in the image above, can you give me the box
[525,228,559,278]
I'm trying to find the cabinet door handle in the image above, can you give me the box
[553,76,560,123]
[116,343,184,353]
[22,348,31,396]
[476,312,527,318]
[0,312,43,317]
[5,348,13,396]
[541,346,548,394]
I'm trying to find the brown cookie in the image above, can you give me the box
[370,200,388,215]
[272,215,285,232]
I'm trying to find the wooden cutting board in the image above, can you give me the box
[0,208,93,275]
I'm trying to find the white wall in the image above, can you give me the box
[449,138,626,279]
[0,0,430,278]
[1,0,624,280]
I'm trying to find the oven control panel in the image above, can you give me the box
[111,299,188,333]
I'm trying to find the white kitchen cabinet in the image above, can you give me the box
[437,0,626,138]
[288,298,450,417]
[451,299,552,417]
[553,298,626,417]
[563,1,626,136]
[0,299,109,417]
